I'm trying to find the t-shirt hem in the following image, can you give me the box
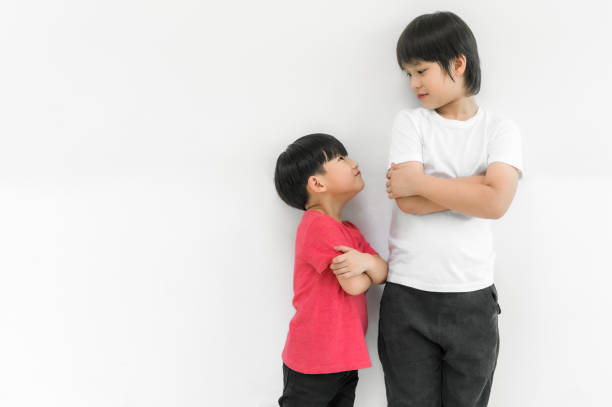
[385,275,493,292]
[282,358,372,374]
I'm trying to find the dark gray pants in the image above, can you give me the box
[378,282,501,407]
[278,364,359,407]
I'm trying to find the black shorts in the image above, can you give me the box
[378,282,502,407]
[278,363,359,407]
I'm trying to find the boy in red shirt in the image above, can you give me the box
[274,133,388,406]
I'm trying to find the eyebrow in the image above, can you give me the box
[402,62,425,72]
[405,60,424,66]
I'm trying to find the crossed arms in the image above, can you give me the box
[324,160,518,296]
[386,161,520,218]
[329,246,388,296]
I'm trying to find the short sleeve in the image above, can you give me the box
[344,221,378,256]
[387,110,423,170]
[299,217,353,274]
[487,119,525,179]
[359,238,378,256]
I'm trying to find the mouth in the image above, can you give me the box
[355,170,361,176]
[417,93,428,99]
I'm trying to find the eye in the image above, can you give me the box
[407,69,426,77]
[337,156,345,160]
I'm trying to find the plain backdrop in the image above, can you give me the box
[0,0,611,406]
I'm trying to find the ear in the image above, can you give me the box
[306,175,327,193]
[454,54,467,77]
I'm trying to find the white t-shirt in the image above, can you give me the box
[386,106,524,292]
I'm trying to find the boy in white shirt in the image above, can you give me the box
[378,11,523,407]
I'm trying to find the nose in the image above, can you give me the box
[411,77,422,92]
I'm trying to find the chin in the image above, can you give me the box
[423,100,439,109]
[356,179,365,192]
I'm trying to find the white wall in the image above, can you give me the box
[0,1,610,406]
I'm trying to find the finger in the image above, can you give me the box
[339,270,361,279]
[332,254,346,263]
[333,266,350,275]
[333,245,353,253]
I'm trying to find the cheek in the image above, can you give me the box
[342,172,358,187]
[425,75,441,91]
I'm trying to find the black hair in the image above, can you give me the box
[396,11,481,96]
[274,133,348,211]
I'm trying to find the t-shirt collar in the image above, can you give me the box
[430,106,483,128]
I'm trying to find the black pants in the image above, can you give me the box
[378,282,501,407]
[278,363,359,407]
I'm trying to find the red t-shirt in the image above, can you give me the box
[281,209,379,374]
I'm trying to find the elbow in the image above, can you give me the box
[370,276,385,285]
[396,199,418,214]
[483,192,510,219]
[374,265,389,285]
[342,285,368,296]
[381,267,389,284]
[485,209,502,220]
[340,276,372,296]
[348,288,367,296]
[373,276,387,285]
[488,203,509,219]
[367,256,389,285]
[484,210,502,220]
[490,212,504,220]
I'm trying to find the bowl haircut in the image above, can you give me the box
[396,11,481,96]
[275,134,348,211]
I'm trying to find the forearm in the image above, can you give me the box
[396,175,486,215]
[364,254,388,284]
[396,195,447,215]
[416,175,501,219]
[337,273,372,295]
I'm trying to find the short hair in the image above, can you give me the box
[396,11,481,96]
[274,133,348,210]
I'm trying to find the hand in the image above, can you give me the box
[386,162,424,199]
[330,246,371,279]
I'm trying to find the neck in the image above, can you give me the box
[305,199,346,223]
[435,96,478,121]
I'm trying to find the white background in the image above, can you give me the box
[0,1,611,406]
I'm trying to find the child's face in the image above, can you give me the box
[316,155,364,196]
[402,58,467,108]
